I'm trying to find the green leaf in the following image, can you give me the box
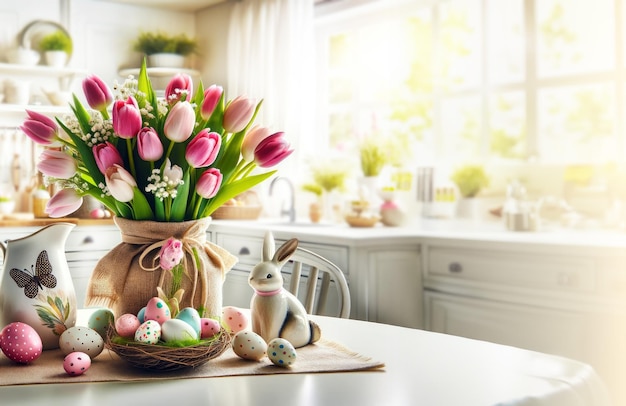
[131,187,154,220]
[154,196,165,221]
[56,119,105,187]
[115,200,133,218]
[202,170,275,216]
[170,170,190,221]
[69,94,94,136]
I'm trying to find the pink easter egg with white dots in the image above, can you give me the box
[63,351,91,376]
[144,297,171,324]
[222,306,248,334]
[115,313,141,338]
[200,318,221,339]
[0,322,43,364]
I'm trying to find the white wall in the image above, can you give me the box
[195,1,233,89]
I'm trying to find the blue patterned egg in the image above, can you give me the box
[87,308,114,338]
[268,338,297,367]
[137,307,146,323]
[176,307,201,335]
[134,320,161,344]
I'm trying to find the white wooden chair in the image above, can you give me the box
[284,247,351,319]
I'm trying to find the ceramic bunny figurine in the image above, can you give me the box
[249,231,321,348]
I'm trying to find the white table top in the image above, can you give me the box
[0,309,612,406]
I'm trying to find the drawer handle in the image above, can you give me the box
[448,262,463,273]
[82,236,94,244]
[238,247,250,256]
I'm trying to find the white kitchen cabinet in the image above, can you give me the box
[422,239,626,406]
[211,222,423,328]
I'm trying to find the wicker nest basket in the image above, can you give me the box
[106,326,231,372]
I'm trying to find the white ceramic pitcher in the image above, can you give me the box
[0,223,77,349]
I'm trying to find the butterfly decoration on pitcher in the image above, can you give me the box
[10,250,57,299]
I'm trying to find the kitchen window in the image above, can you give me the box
[315,0,623,173]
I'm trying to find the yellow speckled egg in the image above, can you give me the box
[232,330,267,361]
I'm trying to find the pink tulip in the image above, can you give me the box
[159,237,184,271]
[105,164,137,202]
[37,149,77,179]
[112,96,142,139]
[223,95,256,133]
[196,168,222,199]
[20,110,59,145]
[46,188,83,218]
[254,132,294,168]
[137,127,163,162]
[185,129,221,168]
[164,101,195,142]
[82,75,113,112]
[165,74,193,105]
[93,142,123,174]
[200,85,223,120]
[241,125,271,162]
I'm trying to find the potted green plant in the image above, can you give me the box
[133,31,197,68]
[450,165,490,219]
[360,138,387,177]
[38,30,72,67]
[450,165,489,198]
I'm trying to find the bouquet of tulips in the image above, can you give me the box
[21,60,293,221]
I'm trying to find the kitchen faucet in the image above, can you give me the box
[269,176,296,222]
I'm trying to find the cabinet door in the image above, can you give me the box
[363,248,422,329]
[424,290,586,358]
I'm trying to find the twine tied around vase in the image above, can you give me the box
[120,219,224,309]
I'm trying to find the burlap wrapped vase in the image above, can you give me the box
[85,217,237,319]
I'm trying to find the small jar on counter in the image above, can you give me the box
[32,188,50,218]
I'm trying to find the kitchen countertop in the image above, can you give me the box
[1,214,625,250]
[209,217,626,250]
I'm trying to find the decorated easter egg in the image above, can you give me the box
[134,320,162,344]
[161,319,199,343]
[59,326,105,359]
[137,307,146,323]
[232,330,267,361]
[0,322,43,364]
[200,318,221,339]
[268,338,297,367]
[222,306,248,333]
[144,297,171,324]
[176,307,201,335]
[87,308,115,338]
[63,351,91,376]
[115,313,141,338]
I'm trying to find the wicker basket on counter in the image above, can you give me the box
[211,205,262,220]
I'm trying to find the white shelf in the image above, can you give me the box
[118,67,201,78]
[0,62,88,80]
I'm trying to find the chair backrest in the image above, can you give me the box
[284,247,351,319]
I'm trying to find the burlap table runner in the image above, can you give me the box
[0,338,384,385]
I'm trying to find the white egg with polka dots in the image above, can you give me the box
[267,338,297,367]
[232,330,267,361]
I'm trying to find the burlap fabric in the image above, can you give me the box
[85,217,238,318]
